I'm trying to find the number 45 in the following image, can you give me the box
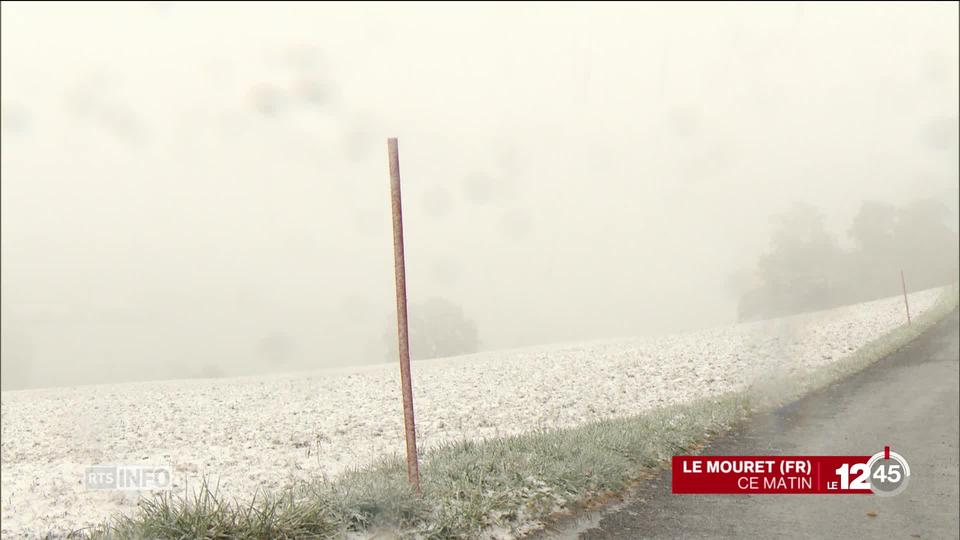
[836,463,902,489]
[872,463,902,484]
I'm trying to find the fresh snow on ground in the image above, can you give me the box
[0,288,944,538]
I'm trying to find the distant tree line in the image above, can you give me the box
[383,297,479,361]
[733,198,959,322]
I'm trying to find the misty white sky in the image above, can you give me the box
[2,2,958,388]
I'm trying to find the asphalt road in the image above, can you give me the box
[551,309,960,540]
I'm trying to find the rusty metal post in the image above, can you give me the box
[388,137,421,493]
[900,270,911,325]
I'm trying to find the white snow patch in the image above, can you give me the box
[0,288,943,537]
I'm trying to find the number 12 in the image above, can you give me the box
[836,463,870,490]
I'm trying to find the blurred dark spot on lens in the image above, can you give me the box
[297,79,337,107]
[1,103,31,135]
[343,125,375,162]
[668,106,700,137]
[919,116,959,152]
[422,186,452,218]
[500,209,533,239]
[64,88,148,143]
[250,84,285,116]
[463,173,497,204]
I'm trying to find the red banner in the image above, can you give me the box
[671,455,874,494]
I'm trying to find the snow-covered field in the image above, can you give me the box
[0,288,946,538]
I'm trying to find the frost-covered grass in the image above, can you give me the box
[77,285,959,539]
[748,283,959,411]
[86,395,749,539]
